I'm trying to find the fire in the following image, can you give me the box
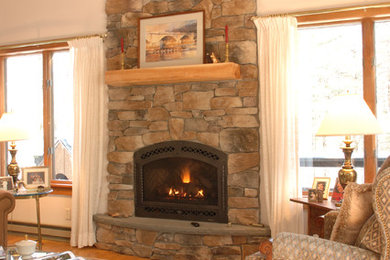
[181,166,191,184]
[166,166,206,200]
[195,189,204,198]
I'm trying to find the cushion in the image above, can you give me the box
[330,182,373,245]
[378,155,390,175]
[355,214,383,254]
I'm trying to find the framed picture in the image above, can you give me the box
[312,177,331,200]
[0,176,14,191]
[138,10,205,68]
[308,189,317,202]
[22,167,50,189]
[331,177,344,202]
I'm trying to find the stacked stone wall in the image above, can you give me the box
[105,0,259,226]
[99,0,266,258]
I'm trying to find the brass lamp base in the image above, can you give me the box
[7,142,20,190]
[338,136,357,188]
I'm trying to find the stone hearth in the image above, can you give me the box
[94,215,270,259]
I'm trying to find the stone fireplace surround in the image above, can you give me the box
[94,0,270,259]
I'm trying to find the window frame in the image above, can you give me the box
[297,6,390,183]
[0,42,72,195]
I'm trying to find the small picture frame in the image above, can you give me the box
[138,10,205,68]
[308,189,318,202]
[331,177,344,202]
[22,167,50,189]
[0,176,14,191]
[312,177,331,200]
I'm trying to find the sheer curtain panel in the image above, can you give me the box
[68,37,108,248]
[253,16,303,237]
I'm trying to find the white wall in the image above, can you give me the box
[9,195,72,227]
[257,0,390,15]
[0,0,106,46]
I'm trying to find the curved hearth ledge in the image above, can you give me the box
[94,214,270,259]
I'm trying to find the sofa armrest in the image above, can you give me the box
[323,210,339,239]
[272,232,379,260]
[0,190,15,248]
[259,239,273,260]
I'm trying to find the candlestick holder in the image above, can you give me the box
[121,52,125,70]
[225,43,229,63]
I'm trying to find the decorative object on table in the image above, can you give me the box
[22,166,50,189]
[316,190,324,202]
[0,176,13,191]
[316,93,382,188]
[225,24,229,62]
[331,177,344,202]
[0,112,30,190]
[120,37,125,70]
[210,52,219,63]
[15,234,36,258]
[308,188,317,202]
[138,10,205,68]
[312,177,331,200]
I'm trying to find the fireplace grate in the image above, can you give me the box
[144,207,217,217]
[140,146,175,159]
[181,146,220,160]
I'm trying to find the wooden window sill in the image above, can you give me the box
[51,180,72,196]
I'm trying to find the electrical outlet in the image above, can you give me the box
[65,208,71,220]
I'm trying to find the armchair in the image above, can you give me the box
[258,156,390,260]
[0,190,15,248]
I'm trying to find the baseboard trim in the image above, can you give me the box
[8,221,71,239]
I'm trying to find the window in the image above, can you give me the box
[297,8,390,191]
[0,43,73,183]
[375,21,390,160]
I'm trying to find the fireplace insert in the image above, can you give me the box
[134,141,228,223]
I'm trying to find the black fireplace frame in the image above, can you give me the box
[134,140,228,223]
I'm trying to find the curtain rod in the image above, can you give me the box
[254,2,390,18]
[0,33,107,50]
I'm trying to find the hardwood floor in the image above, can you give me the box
[7,233,148,260]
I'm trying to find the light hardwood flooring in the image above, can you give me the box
[7,232,148,260]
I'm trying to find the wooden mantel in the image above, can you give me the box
[105,62,240,87]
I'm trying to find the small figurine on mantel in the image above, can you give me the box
[210,52,219,63]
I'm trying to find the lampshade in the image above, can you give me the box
[316,94,382,136]
[0,112,30,142]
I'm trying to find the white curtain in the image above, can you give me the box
[253,16,303,237]
[68,37,109,248]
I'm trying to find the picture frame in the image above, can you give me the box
[138,10,205,68]
[22,166,50,189]
[331,177,344,202]
[312,177,331,200]
[0,176,14,191]
[308,188,318,202]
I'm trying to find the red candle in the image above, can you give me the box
[121,38,124,53]
[225,25,228,43]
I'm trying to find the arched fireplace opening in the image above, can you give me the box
[134,141,228,223]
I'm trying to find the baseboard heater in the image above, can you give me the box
[8,221,71,239]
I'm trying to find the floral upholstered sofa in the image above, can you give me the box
[250,156,390,260]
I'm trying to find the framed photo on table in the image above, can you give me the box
[312,177,331,200]
[0,176,13,191]
[22,166,50,189]
[138,10,205,68]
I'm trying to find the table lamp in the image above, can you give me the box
[316,94,382,188]
[0,112,29,190]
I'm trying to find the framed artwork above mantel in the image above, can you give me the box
[138,10,205,68]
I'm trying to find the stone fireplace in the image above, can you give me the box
[134,140,228,223]
[94,0,270,259]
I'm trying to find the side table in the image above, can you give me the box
[290,197,338,237]
[11,189,53,250]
